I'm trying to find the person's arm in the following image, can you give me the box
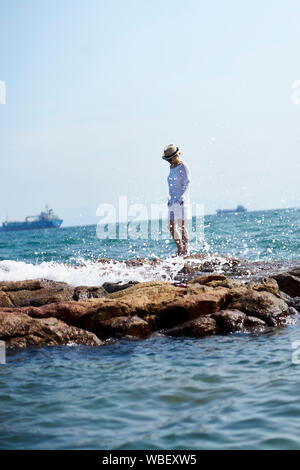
[179,164,191,204]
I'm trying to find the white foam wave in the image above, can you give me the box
[0,257,187,287]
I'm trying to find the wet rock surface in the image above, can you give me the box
[102,281,139,294]
[97,316,151,340]
[271,272,300,297]
[212,309,246,332]
[229,291,291,326]
[0,311,102,348]
[0,279,74,307]
[0,258,299,348]
[73,285,107,301]
[165,316,218,338]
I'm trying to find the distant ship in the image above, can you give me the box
[1,206,63,232]
[216,205,247,215]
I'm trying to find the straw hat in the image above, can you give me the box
[162,144,180,161]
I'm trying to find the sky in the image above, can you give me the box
[0,0,300,226]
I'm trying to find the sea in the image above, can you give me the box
[0,207,300,450]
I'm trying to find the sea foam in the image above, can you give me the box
[0,257,187,286]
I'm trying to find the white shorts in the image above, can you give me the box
[168,202,191,221]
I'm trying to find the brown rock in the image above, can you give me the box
[0,311,102,348]
[177,254,241,276]
[229,291,290,326]
[212,309,246,332]
[272,273,300,297]
[102,281,139,294]
[0,290,14,307]
[97,316,150,340]
[143,314,159,330]
[9,286,74,307]
[157,288,228,329]
[0,279,74,307]
[190,274,227,285]
[107,281,186,316]
[27,298,131,328]
[0,279,51,291]
[189,274,245,291]
[223,287,251,304]
[289,297,300,312]
[206,279,245,289]
[246,277,282,298]
[289,267,300,277]
[73,286,107,301]
[244,316,267,328]
[185,284,218,296]
[165,316,217,338]
[0,310,33,338]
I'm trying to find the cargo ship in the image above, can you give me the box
[1,206,63,232]
[216,205,247,215]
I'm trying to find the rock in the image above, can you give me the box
[280,291,293,303]
[223,286,251,303]
[177,254,241,276]
[189,274,246,291]
[0,311,102,348]
[102,281,139,294]
[0,279,51,291]
[0,279,74,307]
[289,297,300,312]
[0,270,297,349]
[143,314,159,330]
[0,310,33,338]
[26,298,132,328]
[165,316,217,338]
[107,281,186,316]
[229,291,290,326]
[185,284,219,296]
[21,282,184,336]
[190,274,227,285]
[157,288,228,329]
[123,258,162,267]
[206,279,245,289]
[246,277,282,298]
[289,267,300,277]
[272,273,300,297]
[9,287,75,307]
[73,286,107,300]
[212,309,246,332]
[244,316,267,328]
[97,316,150,340]
[0,290,14,307]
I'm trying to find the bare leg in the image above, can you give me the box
[168,219,183,255]
[178,218,189,255]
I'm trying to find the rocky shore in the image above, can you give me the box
[0,255,299,349]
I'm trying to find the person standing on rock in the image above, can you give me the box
[162,144,191,256]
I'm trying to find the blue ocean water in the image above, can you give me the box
[0,207,300,449]
[0,208,299,264]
